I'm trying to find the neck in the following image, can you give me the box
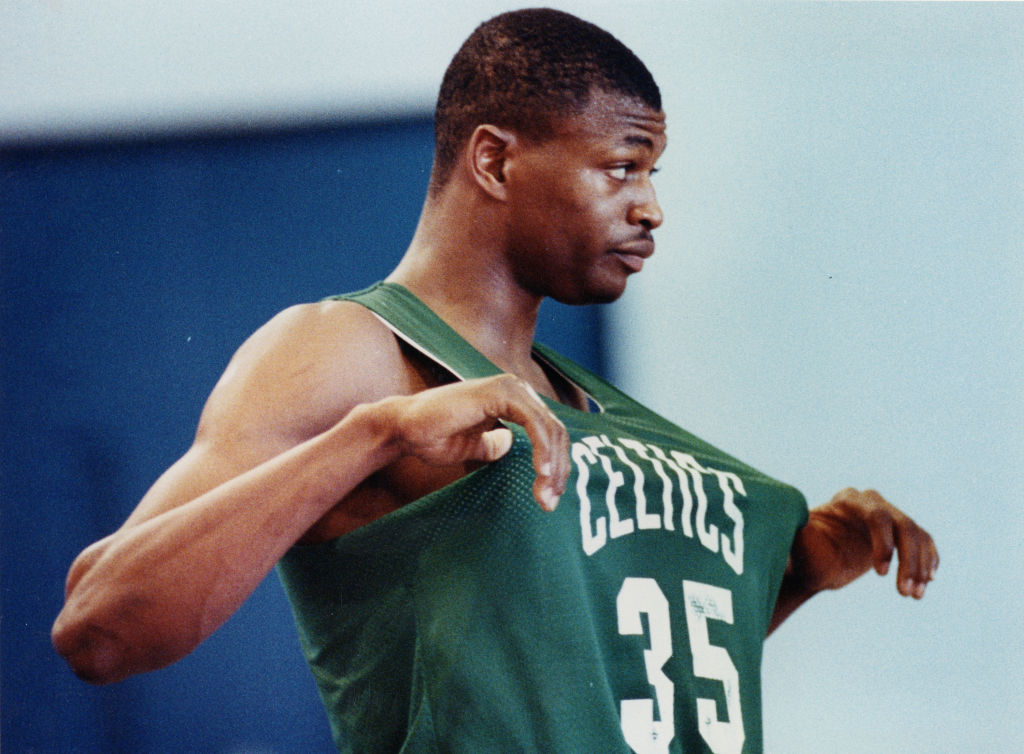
[386,188,545,382]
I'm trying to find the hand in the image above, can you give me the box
[791,488,939,598]
[381,374,570,511]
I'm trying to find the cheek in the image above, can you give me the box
[555,182,612,233]
[511,171,614,255]
[571,178,619,228]
[574,202,616,248]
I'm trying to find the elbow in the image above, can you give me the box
[53,546,136,684]
[52,598,197,684]
[52,591,181,684]
[53,542,201,683]
[51,611,132,685]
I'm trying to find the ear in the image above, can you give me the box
[466,124,515,200]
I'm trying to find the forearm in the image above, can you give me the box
[767,512,836,635]
[767,559,818,635]
[52,403,397,683]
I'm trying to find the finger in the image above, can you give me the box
[867,506,896,577]
[487,376,569,511]
[912,527,940,598]
[892,517,937,598]
[521,381,547,409]
[517,380,570,501]
[894,528,921,597]
[520,403,569,512]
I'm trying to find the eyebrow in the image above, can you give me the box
[621,134,655,149]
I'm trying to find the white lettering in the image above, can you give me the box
[645,444,693,537]
[711,470,745,575]
[572,441,606,556]
[571,438,747,572]
[671,452,718,553]
[620,439,675,531]
[605,437,659,531]
[583,436,634,540]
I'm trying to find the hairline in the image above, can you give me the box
[428,87,663,194]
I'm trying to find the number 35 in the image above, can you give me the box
[617,577,745,754]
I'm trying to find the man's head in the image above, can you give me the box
[431,8,661,191]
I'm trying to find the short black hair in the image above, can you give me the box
[431,8,661,189]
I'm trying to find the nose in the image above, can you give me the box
[628,179,663,231]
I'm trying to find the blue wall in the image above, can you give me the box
[1,120,603,752]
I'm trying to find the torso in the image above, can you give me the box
[277,284,810,752]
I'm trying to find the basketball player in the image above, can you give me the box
[53,9,938,752]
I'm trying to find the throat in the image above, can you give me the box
[531,351,592,412]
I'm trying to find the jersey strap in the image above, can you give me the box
[329,282,505,382]
[333,281,677,424]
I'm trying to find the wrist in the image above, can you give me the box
[335,398,404,470]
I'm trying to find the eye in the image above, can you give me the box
[608,165,660,182]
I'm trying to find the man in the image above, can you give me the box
[53,9,938,752]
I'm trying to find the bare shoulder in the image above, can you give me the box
[198,299,413,453]
[117,299,422,530]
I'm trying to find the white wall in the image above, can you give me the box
[608,4,1023,752]
[5,1,1021,751]
[1,0,515,140]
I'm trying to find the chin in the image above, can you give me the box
[587,289,626,305]
[558,280,629,306]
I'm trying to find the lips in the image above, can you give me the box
[611,237,654,273]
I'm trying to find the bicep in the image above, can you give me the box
[120,301,408,529]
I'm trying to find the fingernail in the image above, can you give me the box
[542,487,559,511]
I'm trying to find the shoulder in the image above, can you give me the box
[238,299,403,381]
[197,299,415,452]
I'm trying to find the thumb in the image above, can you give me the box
[476,427,514,462]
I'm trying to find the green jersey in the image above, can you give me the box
[277,282,808,753]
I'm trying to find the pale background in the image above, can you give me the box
[4,1,1021,751]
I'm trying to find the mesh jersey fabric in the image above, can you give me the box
[276,282,808,753]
